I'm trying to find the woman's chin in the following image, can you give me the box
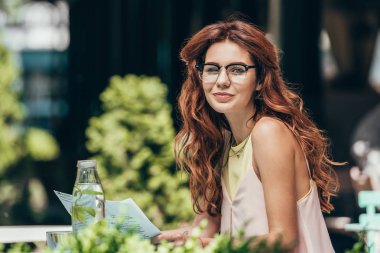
[210,105,234,114]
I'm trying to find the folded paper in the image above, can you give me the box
[54,190,160,239]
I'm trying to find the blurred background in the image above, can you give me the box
[0,0,379,252]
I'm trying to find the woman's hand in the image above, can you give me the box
[151,211,219,246]
[151,228,190,246]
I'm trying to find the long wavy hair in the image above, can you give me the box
[175,19,339,217]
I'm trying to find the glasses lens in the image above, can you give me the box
[199,64,248,83]
[201,65,219,83]
[227,65,247,82]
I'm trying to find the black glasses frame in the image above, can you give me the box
[195,63,256,72]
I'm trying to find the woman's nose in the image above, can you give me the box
[215,68,230,88]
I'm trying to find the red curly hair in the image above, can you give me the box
[175,20,339,217]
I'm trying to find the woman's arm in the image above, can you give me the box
[251,117,301,250]
[151,211,220,246]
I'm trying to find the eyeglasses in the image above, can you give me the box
[195,63,256,84]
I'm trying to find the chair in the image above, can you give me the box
[345,191,380,253]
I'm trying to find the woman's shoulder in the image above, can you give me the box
[251,117,291,138]
[250,117,298,151]
[250,117,299,177]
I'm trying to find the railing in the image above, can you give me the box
[0,225,71,243]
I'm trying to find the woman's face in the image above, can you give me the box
[201,40,259,117]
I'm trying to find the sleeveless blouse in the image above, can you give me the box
[220,133,335,253]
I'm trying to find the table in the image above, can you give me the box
[0,225,71,243]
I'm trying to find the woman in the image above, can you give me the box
[154,19,339,252]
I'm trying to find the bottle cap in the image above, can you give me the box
[77,160,97,169]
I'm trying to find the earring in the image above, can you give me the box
[255,83,262,91]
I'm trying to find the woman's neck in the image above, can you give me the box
[225,110,256,144]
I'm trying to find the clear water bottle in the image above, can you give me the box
[72,160,105,232]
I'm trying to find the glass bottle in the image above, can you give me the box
[72,160,105,232]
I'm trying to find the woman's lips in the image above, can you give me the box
[213,92,233,102]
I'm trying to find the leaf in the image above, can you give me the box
[76,209,87,221]
[72,205,95,221]
[72,205,80,221]
[79,205,96,217]
[81,189,103,195]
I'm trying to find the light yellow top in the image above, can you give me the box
[223,134,252,200]
[221,131,335,252]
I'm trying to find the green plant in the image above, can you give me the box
[0,242,32,253]
[85,75,193,228]
[0,35,22,174]
[44,220,284,253]
[0,221,286,253]
[345,231,369,253]
[0,37,60,224]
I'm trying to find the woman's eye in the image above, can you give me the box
[204,67,219,73]
[229,66,246,74]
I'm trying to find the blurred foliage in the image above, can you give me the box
[345,231,369,253]
[85,74,193,228]
[0,38,59,224]
[0,242,32,253]
[25,128,59,161]
[0,35,22,174]
[40,220,283,253]
[0,0,27,23]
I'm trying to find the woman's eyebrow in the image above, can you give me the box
[203,62,220,66]
[203,61,250,65]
